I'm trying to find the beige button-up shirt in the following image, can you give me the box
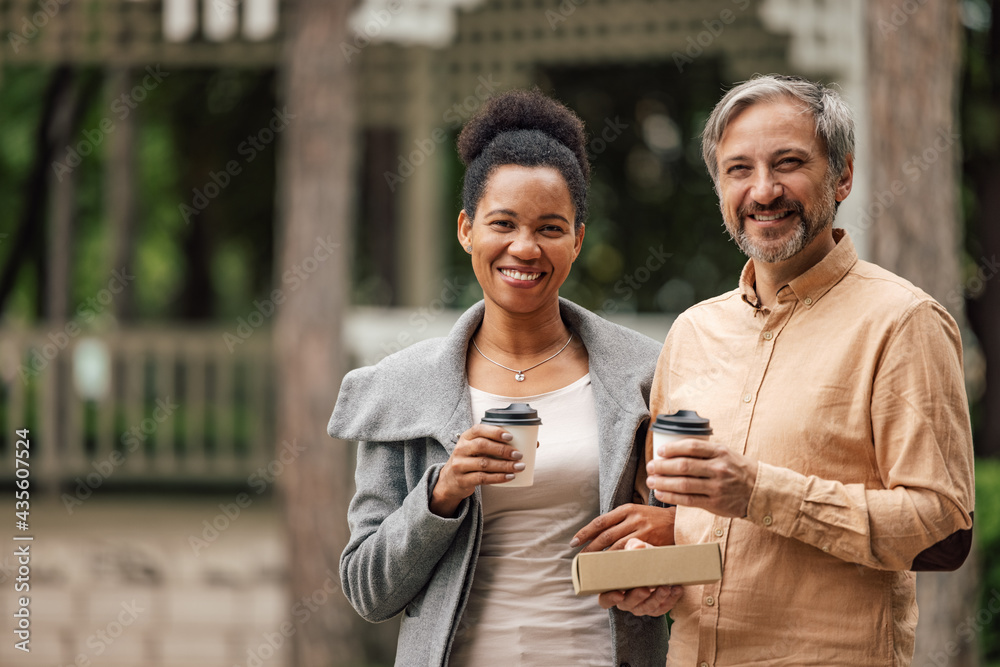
[647,230,975,666]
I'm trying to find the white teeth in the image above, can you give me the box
[500,269,541,281]
[754,213,786,222]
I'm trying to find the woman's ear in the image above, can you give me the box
[457,209,473,251]
[572,223,585,260]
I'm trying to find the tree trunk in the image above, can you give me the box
[867,2,979,666]
[0,66,72,315]
[275,1,364,665]
[868,0,962,308]
[105,67,138,322]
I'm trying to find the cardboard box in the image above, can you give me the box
[571,543,722,595]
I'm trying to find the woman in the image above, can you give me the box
[329,89,671,666]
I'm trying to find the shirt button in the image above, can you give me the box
[714,528,724,537]
[742,393,752,403]
[763,514,773,526]
[705,596,715,606]
[822,545,830,553]
[762,331,773,340]
[701,662,710,667]
[804,297,814,305]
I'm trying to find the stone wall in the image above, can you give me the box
[0,495,289,667]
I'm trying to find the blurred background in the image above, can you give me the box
[0,0,997,665]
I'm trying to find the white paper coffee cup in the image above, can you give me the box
[480,403,542,488]
[651,410,713,462]
[494,423,539,487]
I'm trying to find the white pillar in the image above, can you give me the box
[759,0,872,261]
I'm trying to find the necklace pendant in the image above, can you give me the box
[515,373,525,382]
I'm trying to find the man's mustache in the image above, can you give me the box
[737,198,805,220]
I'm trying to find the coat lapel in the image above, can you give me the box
[328,298,654,511]
[559,302,652,511]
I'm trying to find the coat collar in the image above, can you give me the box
[328,298,654,451]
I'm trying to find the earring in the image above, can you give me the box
[465,245,472,252]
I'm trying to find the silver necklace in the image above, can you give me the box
[471,332,574,382]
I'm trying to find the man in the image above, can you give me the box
[599,75,975,665]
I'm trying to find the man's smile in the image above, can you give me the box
[749,211,792,223]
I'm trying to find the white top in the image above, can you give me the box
[449,374,613,667]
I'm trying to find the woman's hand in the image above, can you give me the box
[597,539,684,616]
[571,504,676,553]
[430,424,527,517]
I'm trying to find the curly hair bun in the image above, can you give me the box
[457,88,590,183]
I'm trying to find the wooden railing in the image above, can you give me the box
[0,309,678,490]
[0,326,276,488]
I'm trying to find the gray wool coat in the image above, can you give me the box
[328,298,669,666]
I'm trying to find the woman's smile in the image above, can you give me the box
[498,266,546,286]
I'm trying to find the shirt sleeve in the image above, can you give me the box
[744,300,975,570]
[339,439,470,622]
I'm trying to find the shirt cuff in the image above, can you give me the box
[745,462,807,537]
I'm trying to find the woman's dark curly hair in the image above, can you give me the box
[457,88,590,229]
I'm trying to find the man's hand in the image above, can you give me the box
[571,504,676,553]
[647,437,758,517]
[597,539,684,616]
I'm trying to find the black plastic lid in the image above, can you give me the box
[481,403,542,426]
[651,410,712,436]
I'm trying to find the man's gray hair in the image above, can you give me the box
[701,74,855,188]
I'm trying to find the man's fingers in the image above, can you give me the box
[598,587,652,611]
[617,587,658,613]
[648,474,714,496]
[654,437,718,460]
[620,585,684,617]
[635,585,684,616]
[598,590,625,610]
[647,456,717,479]
[651,489,706,508]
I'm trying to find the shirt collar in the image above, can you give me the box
[739,228,858,310]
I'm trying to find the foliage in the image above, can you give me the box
[975,458,1000,661]
[0,66,50,319]
[959,0,1000,454]
[0,66,279,323]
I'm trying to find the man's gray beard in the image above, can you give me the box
[734,220,808,263]
[725,185,838,264]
